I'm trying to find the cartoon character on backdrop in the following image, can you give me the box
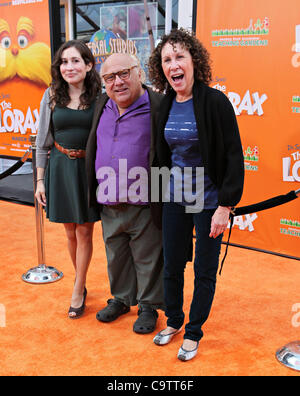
[0,16,51,87]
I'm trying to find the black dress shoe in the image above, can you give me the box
[133,306,158,334]
[96,299,130,322]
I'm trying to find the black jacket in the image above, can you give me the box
[85,85,163,228]
[156,81,244,207]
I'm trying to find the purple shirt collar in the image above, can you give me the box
[106,88,149,118]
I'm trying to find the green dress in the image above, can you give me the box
[45,103,100,224]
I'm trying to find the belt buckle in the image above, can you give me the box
[67,150,77,160]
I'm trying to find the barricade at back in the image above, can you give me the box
[219,189,300,276]
[0,150,32,181]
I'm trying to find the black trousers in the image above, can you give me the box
[162,202,223,341]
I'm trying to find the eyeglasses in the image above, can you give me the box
[102,65,138,84]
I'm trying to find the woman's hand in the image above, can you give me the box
[35,180,47,206]
[209,206,231,238]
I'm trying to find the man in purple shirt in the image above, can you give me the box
[86,53,164,334]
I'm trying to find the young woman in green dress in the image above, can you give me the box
[35,40,102,319]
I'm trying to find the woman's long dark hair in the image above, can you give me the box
[50,40,101,109]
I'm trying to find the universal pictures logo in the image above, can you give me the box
[0,304,5,328]
[291,25,300,68]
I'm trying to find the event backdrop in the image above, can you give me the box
[0,0,51,159]
[196,0,300,258]
[87,2,158,82]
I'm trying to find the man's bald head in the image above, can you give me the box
[100,53,145,114]
[100,53,139,77]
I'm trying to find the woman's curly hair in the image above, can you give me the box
[50,40,101,109]
[148,28,212,93]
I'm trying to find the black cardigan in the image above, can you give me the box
[156,81,245,207]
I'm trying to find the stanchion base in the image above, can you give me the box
[276,341,300,372]
[22,265,63,284]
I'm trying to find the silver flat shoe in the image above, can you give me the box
[177,342,199,361]
[153,327,182,346]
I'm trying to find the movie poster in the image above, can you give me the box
[88,3,158,82]
[196,0,300,258]
[0,0,51,159]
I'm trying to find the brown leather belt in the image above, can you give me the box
[54,141,86,159]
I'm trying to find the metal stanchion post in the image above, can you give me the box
[275,188,300,372]
[276,341,300,372]
[22,135,63,284]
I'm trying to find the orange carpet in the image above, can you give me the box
[0,200,299,376]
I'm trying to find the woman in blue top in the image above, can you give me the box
[148,29,244,361]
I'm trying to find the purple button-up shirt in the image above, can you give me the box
[95,90,151,205]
